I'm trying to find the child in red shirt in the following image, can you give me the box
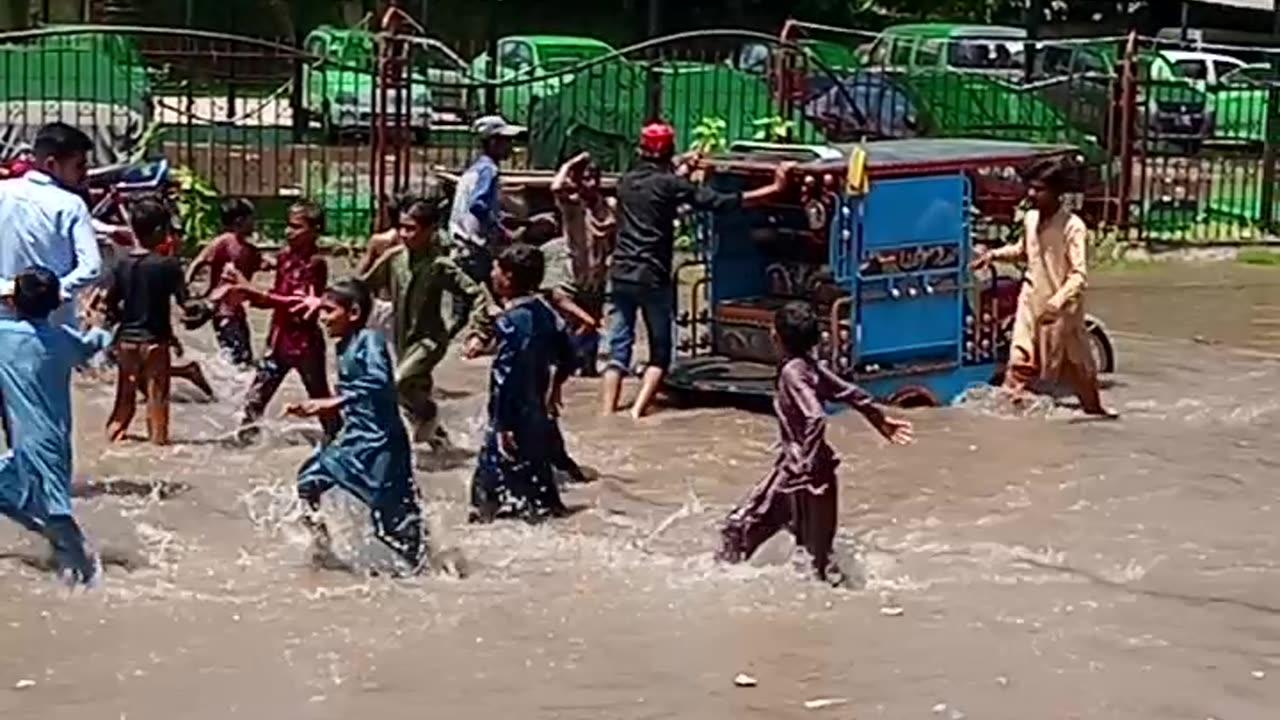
[186,198,265,368]
[227,201,337,444]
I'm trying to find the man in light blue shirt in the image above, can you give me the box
[448,115,523,331]
[0,123,101,330]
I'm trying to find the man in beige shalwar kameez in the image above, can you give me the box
[973,160,1114,417]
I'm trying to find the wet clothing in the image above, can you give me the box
[719,356,883,580]
[106,341,173,445]
[1000,208,1104,413]
[0,171,102,329]
[240,242,332,438]
[555,192,616,296]
[611,160,740,289]
[363,242,490,436]
[105,251,186,344]
[258,243,327,365]
[242,350,338,440]
[297,328,424,568]
[213,314,254,367]
[0,319,112,583]
[605,280,674,372]
[205,233,264,318]
[470,296,575,522]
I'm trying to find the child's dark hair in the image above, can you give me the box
[1023,157,1078,194]
[401,195,447,228]
[32,122,92,162]
[773,301,821,359]
[324,279,372,327]
[12,266,61,320]
[220,197,255,230]
[289,200,326,234]
[129,197,172,249]
[496,243,545,296]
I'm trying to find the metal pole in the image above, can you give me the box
[1179,2,1189,45]
[485,0,498,114]
[1262,0,1280,231]
[1023,0,1043,83]
[647,0,660,37]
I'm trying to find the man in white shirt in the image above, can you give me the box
[0,122,101,330]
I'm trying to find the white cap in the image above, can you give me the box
[472,115,525,139]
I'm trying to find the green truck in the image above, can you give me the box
[470,35,616,124]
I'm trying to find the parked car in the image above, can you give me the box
[301,26,434,140]
[863,23,1026,79]
[470,35,616,124]
[1034,41,1214,152]
[1161,49,1247,88]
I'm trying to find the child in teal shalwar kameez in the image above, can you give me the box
[284,279,425,572]
[0,267,112,585]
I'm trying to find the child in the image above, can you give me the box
[0,267,112,585]
[284,279,425,572]
[103,198,212,446]
[469,244,577,524]
[231,200,338,444]
[717,301,913,583]
[972,159,1114,417]
[185,198,264,368]
[362,196,491,449]
[551,151,617,376]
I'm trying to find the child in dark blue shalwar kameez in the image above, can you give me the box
[469,244,577,524]
[284,279,425,571]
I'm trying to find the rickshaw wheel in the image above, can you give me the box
[886,386,939,408]
[1085,318,1115,374]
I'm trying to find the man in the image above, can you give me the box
[0,123,101,330]
[972,158,1114,417]
[602,122,793,419]
[448,114,523,331]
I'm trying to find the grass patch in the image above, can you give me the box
[1237,248,1280,266]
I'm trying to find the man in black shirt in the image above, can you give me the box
[103,199,208,445]
[602,122,793,418]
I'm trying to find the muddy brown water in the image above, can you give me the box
[3,262,1280,720]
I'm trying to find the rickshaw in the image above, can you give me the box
[666,137,1115,406]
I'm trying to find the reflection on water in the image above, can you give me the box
[2,262,1280,719]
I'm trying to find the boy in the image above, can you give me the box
[551,151,617,376]
[103,198,212,445]
[469,244,577,524]
[972,159,1115,417]
[185,198,264,368]
[231,200,338,443]
[363,196,491,449]
[284,279,425,572]
[0,267,112,585]
[718,302,912,584]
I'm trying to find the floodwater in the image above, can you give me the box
[3,262,1280,720]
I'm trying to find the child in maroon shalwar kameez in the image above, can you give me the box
[718,302,912,583]
[229,201,339,444]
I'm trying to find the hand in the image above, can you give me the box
[1039,301,1062,324]
[675,152,703,177]
[291,295,325,320]
[283,401,319,418]
[773,161,797,188]
[497,431,517,460]
[462,335,486,359]
[970,250,993,270]
[221,266,249,286]
[569,151,591,168]
[876,416,914,446]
